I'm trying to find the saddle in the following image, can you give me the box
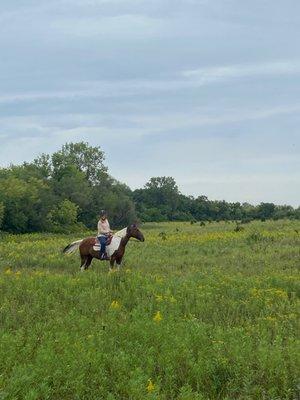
[95,234,113,246]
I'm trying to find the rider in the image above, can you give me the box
[97,210,111,260]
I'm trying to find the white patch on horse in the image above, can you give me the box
[93,228,127,256]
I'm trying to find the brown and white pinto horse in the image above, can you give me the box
[63,224,145,271]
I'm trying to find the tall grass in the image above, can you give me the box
[0,220,299,399]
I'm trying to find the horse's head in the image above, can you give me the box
[127,223,145,242]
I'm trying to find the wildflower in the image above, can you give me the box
[220,356,228,365]
[33,271,44,277]
[153,311,162,323]
[147,379,155,393]
[250,288,260,298]
[264,316,276,322]
[5,268,12,275]
[110,300,121,309]
[271,289,288,299]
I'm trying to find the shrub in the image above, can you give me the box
[246,230,265,244]
[234,224,245,232]
[47,199,80,232]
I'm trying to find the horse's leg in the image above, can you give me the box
[109,256,116,271]
[116,256,123,271]
[80,255,88,271]
[84,255,93,270]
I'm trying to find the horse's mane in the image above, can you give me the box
[113,227,127,238]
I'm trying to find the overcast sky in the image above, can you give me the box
[0,0,299,206]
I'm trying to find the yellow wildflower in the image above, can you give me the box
[5,268,12,275]
[264,316,276,322]
[250,288,260,298]
[270,288,288,299]
[110,300,121,309]
[147,379,155,393]
[153,311,162,323]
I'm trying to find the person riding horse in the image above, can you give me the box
[97,210,112,260]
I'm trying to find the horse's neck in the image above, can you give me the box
[114,228,127,238]
[114,227,130,247]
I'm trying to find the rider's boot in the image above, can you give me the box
[100,252,109,260]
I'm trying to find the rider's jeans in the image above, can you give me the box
[98,235,107,255]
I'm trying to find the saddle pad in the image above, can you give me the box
[93,236,122,257]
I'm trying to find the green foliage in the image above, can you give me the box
[46,199,79,232]
[0,142,298,234]
[135,179,299,224]
[0,142,137,233]
[51,141,107,184]
[234,223,245,232]
[102,191,136,227]
[0,202,4,229]
[0,176,50,233]
[134,177,180,220]
[0,220,299,399]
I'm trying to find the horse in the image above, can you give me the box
[63,224,145,271]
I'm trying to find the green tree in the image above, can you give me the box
[47,199,79,232]
[257,203,276,220]
[0,177,50,233]
[134,177,180,220]
[51,142,107,185]
[51,165,92,214]
[273,205,294,220]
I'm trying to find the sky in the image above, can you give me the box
[0,0,299,206]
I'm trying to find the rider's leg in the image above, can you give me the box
[97,236,102,258]
[100,236,107,259]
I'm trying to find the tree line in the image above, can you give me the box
[0,142,299,233]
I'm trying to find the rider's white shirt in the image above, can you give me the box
[97,218,110,235]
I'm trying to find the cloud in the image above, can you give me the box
[0,1,299,206]
[1,59,300,106]
[182,60,300,84]
[51,14,165,39]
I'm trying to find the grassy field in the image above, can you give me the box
[0,220,299,400]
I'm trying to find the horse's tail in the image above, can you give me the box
[63,239,83,254]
